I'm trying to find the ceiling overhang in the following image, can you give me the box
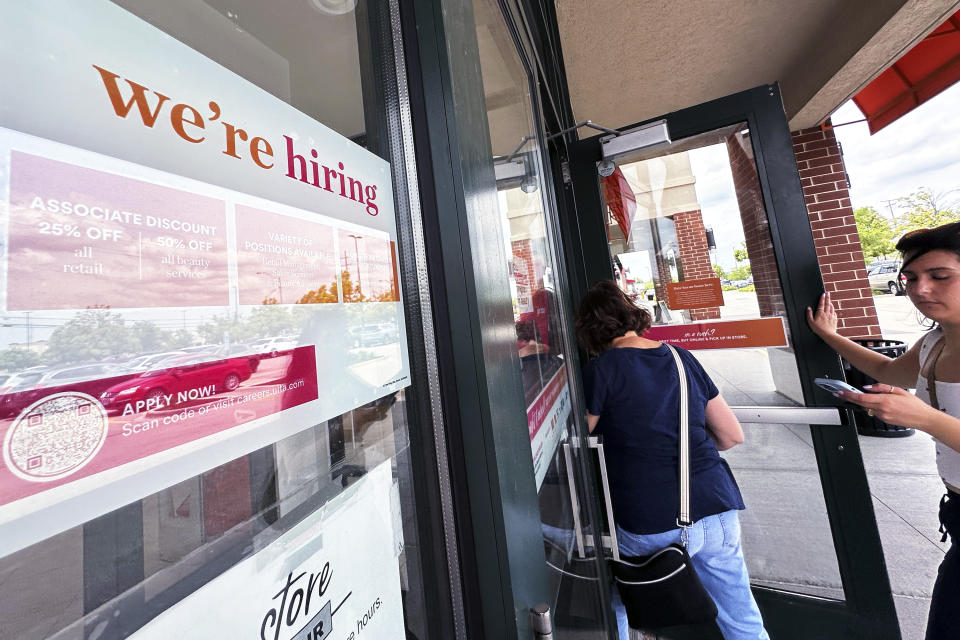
[554,0,960,134]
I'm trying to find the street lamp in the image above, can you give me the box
[256,271,283,304]
[347,234,363,302]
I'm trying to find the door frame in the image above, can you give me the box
[565,85,900,639]
[402,0,622,636]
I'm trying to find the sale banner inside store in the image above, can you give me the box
[0,1,410,556]
[645,317,788,350]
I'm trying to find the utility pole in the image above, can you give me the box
[348,234,363,301]
[880,199,898,221]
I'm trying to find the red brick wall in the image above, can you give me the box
[726,132,787,319]
[674,209,720,320]
[511,239,537,306]
[791,121,881,339]
[653,252,673,305]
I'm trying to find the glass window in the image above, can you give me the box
[0,2,437,639]
[474,0,609,635]
[599,126,844,599]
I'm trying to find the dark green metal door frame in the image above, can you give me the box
[565,84,900,639]
[400,0,560,637]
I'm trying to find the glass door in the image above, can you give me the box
[472,0,612,636]
[568,88,900,639]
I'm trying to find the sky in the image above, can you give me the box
[681,80,960,270]
[689,143,743,269]
[831,81,960,217]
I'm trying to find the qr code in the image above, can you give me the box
[3,392,109,482]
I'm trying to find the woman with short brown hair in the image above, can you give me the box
[575,280,768,639]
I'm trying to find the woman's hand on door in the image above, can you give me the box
[806,292,838,338]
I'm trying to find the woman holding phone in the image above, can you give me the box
[807,222,960,639]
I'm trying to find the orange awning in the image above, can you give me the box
[853,10,960,134]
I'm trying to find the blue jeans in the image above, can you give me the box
[612,510,769,640]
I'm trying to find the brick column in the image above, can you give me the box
[674,209,720,320]
[791,121,881,339]
[726,133,786,319]
[512,239,536,312]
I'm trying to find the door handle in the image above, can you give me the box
[730,406,844,425]
[562,443,586,558]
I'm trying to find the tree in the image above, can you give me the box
[0,347,41,371]
[196,315,249,345]
[246,305,302,338]
[45,310,138,364]
[733,241,749,264]
[131,321,172,353]
[896,188,960,234]
[727,241,751,281]
[340,270,364,303]
[168,329,196,349]
[854,206,895,261]
[297,278,339,304]
[713,264,728,280]
[729,263,752,281]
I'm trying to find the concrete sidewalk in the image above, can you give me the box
[697,332,943,639]
[727,421,943,640]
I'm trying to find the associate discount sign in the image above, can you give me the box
[7,151,229,310]
[0,1,412,555]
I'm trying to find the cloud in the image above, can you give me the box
[832,82,960,214]
[689,144,746,268]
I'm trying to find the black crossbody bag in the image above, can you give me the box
[608,345,718,630]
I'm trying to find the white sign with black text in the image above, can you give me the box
[132,461,404,640]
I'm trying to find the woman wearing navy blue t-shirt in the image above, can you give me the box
[575,281,768,640]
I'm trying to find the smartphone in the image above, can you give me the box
[814,377,862,395]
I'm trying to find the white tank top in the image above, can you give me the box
[915,328,960,487]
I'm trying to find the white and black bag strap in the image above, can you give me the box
[666,345,693,537]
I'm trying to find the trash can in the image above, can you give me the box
[843,339,915,437]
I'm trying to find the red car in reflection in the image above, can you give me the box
[99,354,253,415]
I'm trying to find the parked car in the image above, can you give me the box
[0,363,128,417]
[212,343,262,372]
[179,344,219,353]
[349,324,396,348]
[866,261,905,295]
[99,354,253,415]
[248,336,298,357]
[127,351,190,372]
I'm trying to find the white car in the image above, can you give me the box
[250,337,298,357]
[127,351,188,371]
[866,261,904,295]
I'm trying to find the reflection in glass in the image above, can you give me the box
[599,128,845,600]
[0,389,415,639]
[0,1,429,638]
[603,127,802,404]
[475,0,607,634]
